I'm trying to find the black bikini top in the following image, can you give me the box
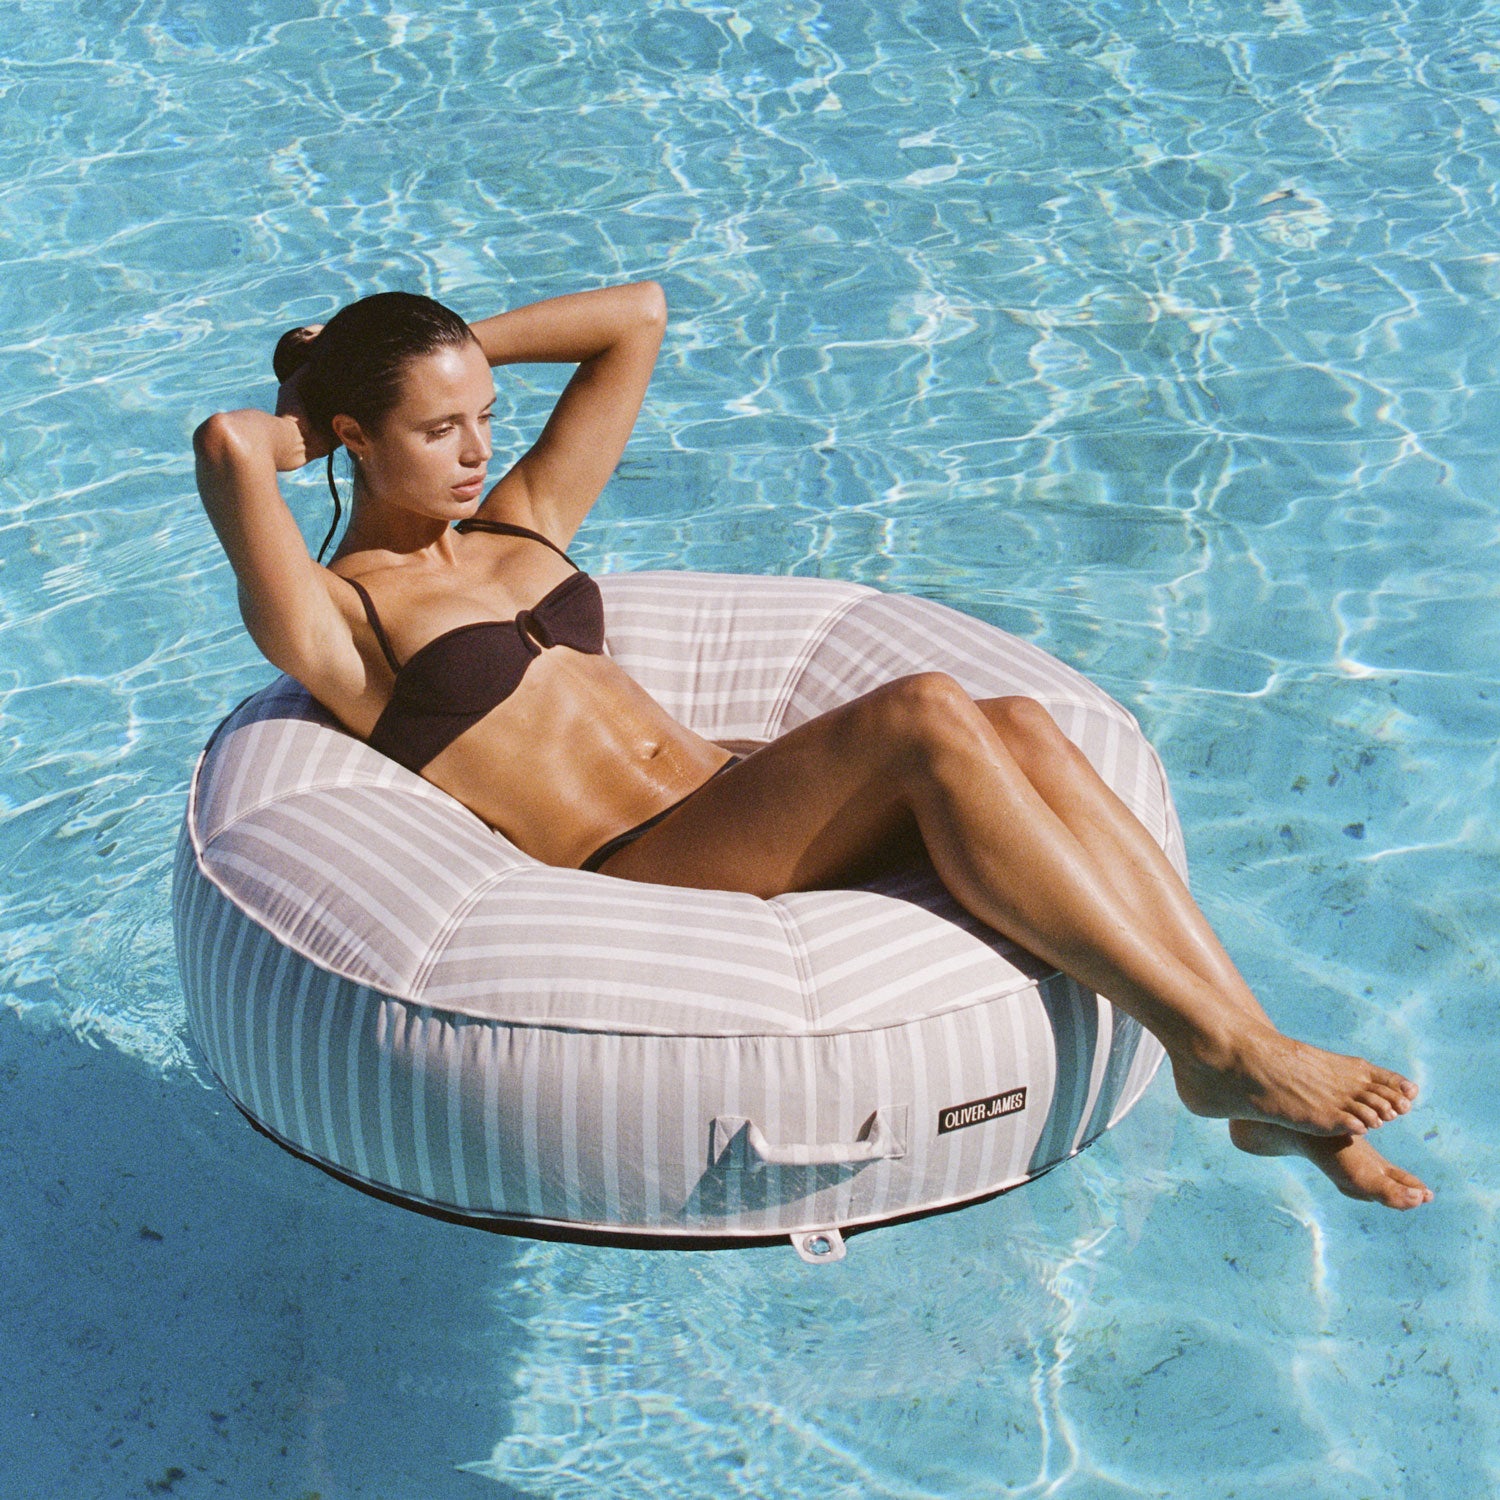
[345,518,605,773]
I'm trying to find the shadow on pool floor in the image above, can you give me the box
[0,1013,541,1500]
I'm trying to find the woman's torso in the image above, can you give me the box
[326,520,729,867]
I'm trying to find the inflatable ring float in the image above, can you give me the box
[173,572,1184,1262]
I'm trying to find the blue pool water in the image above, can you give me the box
[2,0,1497,1494]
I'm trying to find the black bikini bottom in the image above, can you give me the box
[580,756,743,873]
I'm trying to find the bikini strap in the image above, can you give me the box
[345,577,403,674]
[454,517,578,569]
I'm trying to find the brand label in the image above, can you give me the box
[937,1087,1027,1135]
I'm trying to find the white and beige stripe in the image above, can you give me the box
[174,572,1181,1240]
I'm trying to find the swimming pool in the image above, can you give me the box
[2,0,1495,1493]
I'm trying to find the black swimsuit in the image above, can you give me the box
[346,518,606,774]
[344,518,736,871]
[578,754,741,873]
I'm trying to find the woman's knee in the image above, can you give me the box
[858,672,982,761]
[979,696,1070,760]
[983,694,1060,737]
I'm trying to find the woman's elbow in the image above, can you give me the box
[193,411,233,463]
[634,279,667,328]
[193,410,255,470]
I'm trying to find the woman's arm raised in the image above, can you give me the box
[468,280,666,543]
[193,408,368,706]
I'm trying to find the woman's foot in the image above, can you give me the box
[1171,1023,1417,1137]
[1229,1119,1433,1210]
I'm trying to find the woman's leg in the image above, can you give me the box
[974,697,1264,1019]
[970,698,1431,1208]
[598,675,1420,1161]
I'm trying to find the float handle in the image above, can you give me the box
[710,1107,907,1170]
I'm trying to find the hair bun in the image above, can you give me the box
[272,325,322,384]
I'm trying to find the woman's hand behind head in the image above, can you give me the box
[272,323,324,383]
[273,327,335,465]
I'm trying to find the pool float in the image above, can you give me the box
[173,571,1183,1262]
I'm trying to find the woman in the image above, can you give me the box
[194,281,1431,1210]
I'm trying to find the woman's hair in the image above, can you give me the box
[272,291,476,561]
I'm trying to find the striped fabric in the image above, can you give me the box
[174,572,1183,1242]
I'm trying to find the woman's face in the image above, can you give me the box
[335,340,496,519]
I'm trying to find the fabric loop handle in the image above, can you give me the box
[710,1107,907,1171]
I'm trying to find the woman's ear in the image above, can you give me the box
[330,413,369,458]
